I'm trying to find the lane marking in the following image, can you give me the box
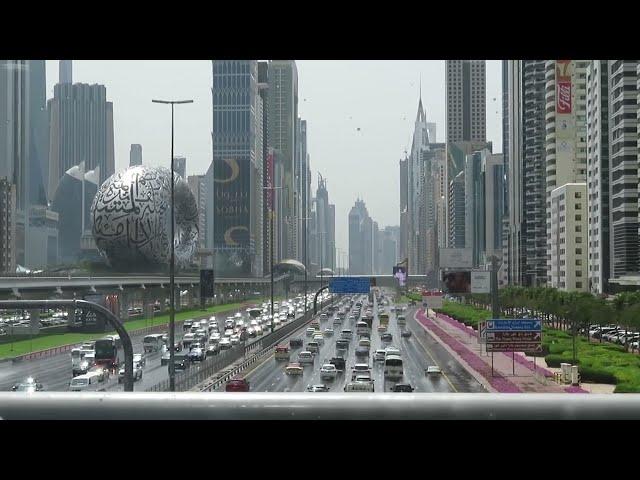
[408,309,458,393]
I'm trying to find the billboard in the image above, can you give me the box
[329,277,371,294]
[439,248,473,269]
[442,270,471,294]
[214,156,252,276]
[393,266,407,287]
[556,60,572,114]
[422,291,444,308]
[471,270,491,293]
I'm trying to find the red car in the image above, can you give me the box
[225,376,250,392]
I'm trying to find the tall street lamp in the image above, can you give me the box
[263,184,284,334]
[152,98,193,392]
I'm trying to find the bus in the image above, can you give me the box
[143,334,164,353]
[94,336,124,371]
[384,355,404,380]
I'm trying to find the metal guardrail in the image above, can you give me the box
[2,393,640,420]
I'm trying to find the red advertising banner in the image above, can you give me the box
[557,80,571,113]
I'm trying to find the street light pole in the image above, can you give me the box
[263,185,284,334]
[152,98,193,392]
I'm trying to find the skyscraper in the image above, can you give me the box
[47,83,115,198]
[174,155,186,180]
[446,60,486,143]
[187,175,207,249]
[267,60,298,261]
[258,61,271,275]
[399,156,408,262]
[208,60,263,277]
[464,151,484,267]
[0,179,16,273]
[483,152,505,266]
[448,171,465,249]
[349,198,376,274]
[59,60,72,84]
[130,144,142,166]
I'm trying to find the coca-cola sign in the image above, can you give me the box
[557,80,571,114]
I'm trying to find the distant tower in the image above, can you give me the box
[173,156,186,179]
[59,60,72,84]
[130,144,142,166]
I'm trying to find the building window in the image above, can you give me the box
[576,282,582,288]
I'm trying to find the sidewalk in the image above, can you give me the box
[415,308,589,393]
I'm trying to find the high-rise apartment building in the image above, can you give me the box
[608,60,638,278]
[586,61,610,294]
[549,183,588,291]
[130,144,142,166]
[446,60,486,143]
[545,60,589,284]
[47,83,115,199]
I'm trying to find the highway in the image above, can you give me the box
[243,288,486,393]
[0,301,301,392]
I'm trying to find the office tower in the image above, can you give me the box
[311,174,335,273]
[446,60,486,143]
[382,227,398,274]
[483,152,505,266]
[187,175,207,249]
[586,61,610,294]
[506,60,547,286]
[267,60,298,261]
[130,144,142,166]
[502,60,510,286]
[448,171,465,249]
[423,142,446,286]
[51,163,99,264]
[349,198,374,274]
[608,60,638,278]
[399,156,408,262]
[295,118,310,263]
[173,156,186,180]
[258,61,271,275]
[426,122,437,143]
[545,60,589,285]
[0,179,16,273]
[47,83,115,198]
[550,183,588,291]
[407,95,429,274]
[59,60,72,84]
[208,60,263,277]
[464,151,484,267]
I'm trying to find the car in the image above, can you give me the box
[313,334,325,346]
[287,312,295,319]
[183,320,193,331]
[306,327,316,337]
[306,341,320,354]
[358,338,371,349]
[298,351,315,364]
[188,347,206,362]
[324,327,334,336]
[210,332,222,343]
[336,339,349,350]
[401,330,412,338]
[224,329,234,337]
[219,338,232,350]
[426,366,442,376]
[385,347,401,357]
[374,349,386,362]
[320,363,338,380]
[306,384,330,392]
[225,376,250,392]
[289,337,304,348]
[391,383,415,392]
[333,318,342,326]
[381,333,393,342]
[344,381,374,392]
[351,363,372,380]
[340,329,353,340]
[329,356,346,372]
[247,327,256,338]
[320,313,329,321]
[118,362,143,383]
[230,335,240,345]
[12,377,44,392]
[285,362,304,375]
[355,346,369,358]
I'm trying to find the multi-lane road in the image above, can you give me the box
[244,288,486,393]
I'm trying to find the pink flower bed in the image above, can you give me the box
[564,386,589,393]
[417,310,521,393]
[502,350,554,378]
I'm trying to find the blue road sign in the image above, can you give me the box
[486,319,541,331]
[329,277,371,294]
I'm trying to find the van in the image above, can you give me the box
[397,315,406,327]
[344,381,375,392]
[275,345,290,361]
[69,371,101,392]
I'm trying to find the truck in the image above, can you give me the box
[379,313,389,329]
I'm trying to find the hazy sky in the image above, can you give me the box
[44,60,502,256]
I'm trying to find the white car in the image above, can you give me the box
[219,338,232,350]
[133,353,145,367]
[324,327,334,336]
[210,332,222,343]
[254,325,263,336]
[358,338,371,349]
[298,351,315,364]
[426,366,442,376]
[385,347,401,358]
[230,335,240,345]
[313,334,325,346]
[286,362,304,375]
[340,329,353,340]
[306,327,316,337]
[374,349,386,362]
[118,362,143,383]
[320,364,338,380]
[224,329,234,338]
